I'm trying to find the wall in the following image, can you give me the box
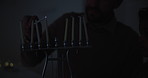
[115,0,148,34]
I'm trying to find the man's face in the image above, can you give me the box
[85,0,118,23]
[139,18,148,37]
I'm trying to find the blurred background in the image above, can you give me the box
[0,0,148,78]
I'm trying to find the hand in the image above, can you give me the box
[21,15,42,44]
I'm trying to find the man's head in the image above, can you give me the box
[85,0,123,24]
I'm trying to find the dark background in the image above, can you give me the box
[0,0,148,78]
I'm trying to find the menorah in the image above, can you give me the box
[20,15,91,78]
[20,15,91,52]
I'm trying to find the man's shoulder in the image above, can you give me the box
[115,22,139,37]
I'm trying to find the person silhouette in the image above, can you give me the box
[21,0,143,78]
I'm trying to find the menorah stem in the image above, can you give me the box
[42,52,48,78]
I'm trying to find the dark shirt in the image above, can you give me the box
[46,12,143,78]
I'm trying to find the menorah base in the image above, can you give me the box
[21,43,91,52]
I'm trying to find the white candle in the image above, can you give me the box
[20,20,24,45]
[78,16,82,41]
[45,16,49,44]
[64,18,68,41]
[83,16,88,41]
[35,20,41,45]
[31,21,34,44]
[71,16,75,41]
